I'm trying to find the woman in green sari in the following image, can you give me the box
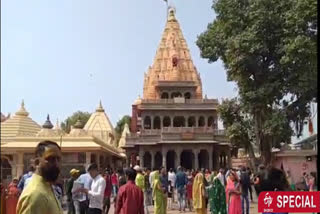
[152,171,166,214]
[208,177,227,214]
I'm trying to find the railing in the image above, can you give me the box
[141,98,219,104]
[128,128,225,136]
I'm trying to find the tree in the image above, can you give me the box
[61,111,91,133]
[197,0,317,164]
[114,115,131,147]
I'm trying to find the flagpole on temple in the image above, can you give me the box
[164,0,169,19]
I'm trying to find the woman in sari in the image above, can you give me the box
[5,178,20,214]
[152,171,166,214]
[225,171,242,214]
[0,183,5,214]
[208,177,226,214]
[193,173,207,214]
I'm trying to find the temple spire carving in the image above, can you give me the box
[143,8,202,99]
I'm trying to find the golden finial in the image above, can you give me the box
[16,99,29,116]
[96,100,105,112]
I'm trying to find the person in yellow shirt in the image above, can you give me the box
[16,140,63,214]
[134,165,145,192]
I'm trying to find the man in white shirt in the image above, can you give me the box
[168,168,176,202]
[72,170,93,214]
[77,163,106,214]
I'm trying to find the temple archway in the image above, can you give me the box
[166,151,176,170]
[208,116,214,127]
[144,116,151,129]
[163,116,171,127]
[198,116,205,127]
[173,116,185,127]
[188,116,196,127]
[184,92,191,99]
[143,152,152,169]
[199,150,209,170]
[0,157,12,182]
[161,92,169,99]
[181,150,194,170]
[153,116,161,129]
[154,152,162,170]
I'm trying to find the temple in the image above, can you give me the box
[121,9,231,170]
[0,101,125,183]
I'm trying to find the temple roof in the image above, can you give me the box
[0,101,41,141]
[118,123,130,149]
[143,8,202,99]
[83,101,116,145]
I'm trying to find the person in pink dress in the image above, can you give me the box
[226,171,242,214]
[5,178,20,214]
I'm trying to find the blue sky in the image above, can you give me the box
[1,0,237,126]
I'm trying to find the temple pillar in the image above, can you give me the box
[208,148,213,170]
[162,148,167,169]
[16,153,24,178]
[139,150,144,168]
[194,149,200,170]
[151,151,155,170]
[175,149,181,168]
[227,148,232,168]
[151,116,154,129]
[85,152,91,169]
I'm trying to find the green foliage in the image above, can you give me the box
[197,0,316,164]
[114,115,131,147]
[60,111,91,133]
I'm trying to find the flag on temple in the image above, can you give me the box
[308,118,313,135]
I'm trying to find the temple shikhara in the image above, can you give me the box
[121,9,231,170]
[0,101,125,183]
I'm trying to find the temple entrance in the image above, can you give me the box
[199,150,209,169]
[154,152,162,170]
[181,150,194,170]
[143,152,152,169]
[166,151,176,170]
[1,157,12,183]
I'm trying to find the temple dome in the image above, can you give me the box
[0,100,41,140]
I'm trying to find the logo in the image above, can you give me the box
[258,191,320,213]
[263,192,273,207]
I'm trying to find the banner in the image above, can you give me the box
[258,191,320,213]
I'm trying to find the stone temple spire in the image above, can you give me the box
[143,8,203,99]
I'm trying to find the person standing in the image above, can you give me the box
[103,170,112,214]
[159,167,168,211]
[17,165,35,192]
[193,173,207,214]
[217,169,225,187]
[76,163,106,214]
[66,169,80,214]
[247,167,253,202]
[73,170,93,214]
[208,176,227,214]
[175,166,187,212]
[186,176,193,212]
[152,171,166,214]
[0,183,5,214]
[5,178,20,214]
[134,166,145,192]
[115,168,144,214]
[144,168,152,214]
[16,140,63,214]
[240,167,250,214]
[111,171,118,197]
[168,168,176,202]
[226,171,242,214]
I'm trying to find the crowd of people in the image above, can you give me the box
[0,140,317,214]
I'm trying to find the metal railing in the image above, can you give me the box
[140,99,219,104]
[128,128,225,136]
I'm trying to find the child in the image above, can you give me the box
[186,176,193,212]
[167,180,173,210]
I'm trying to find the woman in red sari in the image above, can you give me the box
[5,178,19,214]
[1,183,6,214]
[225,171,242,214]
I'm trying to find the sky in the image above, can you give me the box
[1,0,316,142]
[1,0,237,126]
